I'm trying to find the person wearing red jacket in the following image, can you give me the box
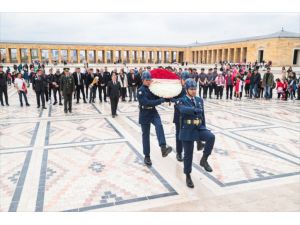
[245,69,251,97]
[282,78,288,100]
[276,78,284,99]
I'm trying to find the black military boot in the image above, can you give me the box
[161,145,172,157]
[176,153,183,162]
[197,141,204,151]
[186,174,194,188]
[200,154,213,172]
[144,156,152,166]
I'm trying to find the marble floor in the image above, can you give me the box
[0,85,299,212]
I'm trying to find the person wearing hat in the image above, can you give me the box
[33,69,47,109]
[176,78,215,188]
[171,71,204,162]
[60,68,75,113]
[137,71,173,166]
[0,65,9,106]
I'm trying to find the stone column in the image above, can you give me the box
[5,48,11,63]
[16,48,21,64]
[49,49,52,63]
[67,49,71,63]
[38,49,42,63]
[27,48,32,63]
[95,50,99,64]
[77,49,81,63]
[57,48,61,64]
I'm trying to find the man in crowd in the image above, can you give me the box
[60,68,75,113]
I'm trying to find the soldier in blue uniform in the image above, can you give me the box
[137,71,173,166]
[172,71,204,162]
[176,78,215,188]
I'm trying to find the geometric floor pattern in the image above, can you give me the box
[0,85,299,211]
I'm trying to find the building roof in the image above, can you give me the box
[0,30,299,48]
[0,40,186,48]
[188,29,300,47]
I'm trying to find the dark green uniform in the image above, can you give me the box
[60,73,75,113]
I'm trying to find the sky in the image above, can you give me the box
[0,13,299,45]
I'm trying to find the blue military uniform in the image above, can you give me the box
[137,71,172,166]
[172,71,189,159]
[172,71,204,162]
[176,79,215,187]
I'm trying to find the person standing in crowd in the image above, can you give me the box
[212,67,218,97]
[14,72,30,107]
[176,78,215,188]
[23,66,30,87]
[107,72,121,118]
[51,69,63,105]
[288,76,297,101]
[29,67,36,88]
[297,76,300,100]
[136,68,143,88]
[225,69,234,100]
[215,69,225,99]
[137,71,172,166]
[73,67,87,104]
[89,75,98,103]
[85,68,94,100]
[276,78,284,100]
[254,69,261,99]
[244,68,251,97]
[0,65,9,106]
[118,68,128,102]
[234,75,242,100]
[207,68,215,99]
[103,66,111,100]
[262,67,274,100]
[48,68,54,102]
[60,68,75,113]
[33,69,47,109]
[98,68,108,103]
[198,68,208,98]
[127,69,138,102]
[43,69,51,103]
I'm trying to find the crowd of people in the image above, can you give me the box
[0,62,300,115]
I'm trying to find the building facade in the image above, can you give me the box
[0,30,299,66]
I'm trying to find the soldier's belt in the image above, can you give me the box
[184,119,202,126]
[139,105,154,110]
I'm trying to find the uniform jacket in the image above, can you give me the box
[60,75,75,95]
[176,95,207,141]
[137,85,164,124]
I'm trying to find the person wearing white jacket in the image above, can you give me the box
[118,68,128,101]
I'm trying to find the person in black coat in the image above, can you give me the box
[0,65,9,106]
[73,67,87,103]
[98,68,109,102]
[107,72,121,118]
[127,69,138,101]
[51,69,63,105]
[85,68,94,99]
[33,69,47,109]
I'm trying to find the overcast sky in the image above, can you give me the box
[0,13,299,45]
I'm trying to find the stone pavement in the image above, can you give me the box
[0,85,299,212]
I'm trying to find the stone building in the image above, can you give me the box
[0,29,299,66]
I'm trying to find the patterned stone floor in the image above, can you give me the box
[0,85,299,212]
